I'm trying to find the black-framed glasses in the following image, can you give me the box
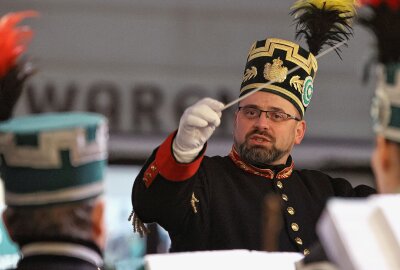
[238,106,301,122]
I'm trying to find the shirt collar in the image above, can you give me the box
[228,146,294,179]
[21,241,103,268]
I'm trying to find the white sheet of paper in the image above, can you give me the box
[144,249,303,270]
[317,194,400,270]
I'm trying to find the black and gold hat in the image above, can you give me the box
[240,38,318,117]
[240,0,357,118]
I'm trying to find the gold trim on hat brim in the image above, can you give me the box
[240,83,304,116]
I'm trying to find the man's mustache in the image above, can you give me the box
[246,129,275,143]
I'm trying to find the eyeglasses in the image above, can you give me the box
[238,106,301,122]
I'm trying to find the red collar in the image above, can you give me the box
[228,147,294,179]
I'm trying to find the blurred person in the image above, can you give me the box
[0,112,108,270]
[295,1,400,269]
[360,0,400,194]
[0,10,38,269]
[372,129,400,194]
[130,0,375,255]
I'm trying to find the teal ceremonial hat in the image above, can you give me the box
[0,112,108,206]
[371,65,400,142]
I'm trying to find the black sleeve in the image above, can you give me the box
[131,149,210,237]
[330,177,376,198]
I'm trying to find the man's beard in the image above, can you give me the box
[235,131,290,166]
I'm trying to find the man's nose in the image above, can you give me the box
[254,112,272,129]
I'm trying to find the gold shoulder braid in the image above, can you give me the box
[128,210,150,237]
[191,192,200,214]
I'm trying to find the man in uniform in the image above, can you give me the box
[362,0,400,195]
[0,112,108,270]
[294,2,400,268]
[370,68,400,194]
[131,0,375,255]
[0,10,110,270]
[131,36,375,255]
[0,10,38,269]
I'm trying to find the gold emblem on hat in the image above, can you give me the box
[243,66,257,82]
[264,57,288,83]
[290,75,304,94]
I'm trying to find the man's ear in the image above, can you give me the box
[376,135,390,171]
[91,198,106,250]
[233,110,239,130]
[294,120,306,145]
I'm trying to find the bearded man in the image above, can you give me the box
[130,37,375,256]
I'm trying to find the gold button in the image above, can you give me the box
[282,194,288,201]
[143,178,148,183]
[277,181,283,189]
[146,173,152,178]
[150,165,157,171]
[291,223,299,231]
[287,207,295,215]
[303,249,310,255]
[295,237,303,245]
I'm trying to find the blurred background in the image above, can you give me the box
[0,0,377,269]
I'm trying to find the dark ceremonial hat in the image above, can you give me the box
[240,38,318,118]
[238,0,357,118]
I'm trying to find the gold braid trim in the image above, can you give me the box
[128,210,150,237]
[247,38,318,75]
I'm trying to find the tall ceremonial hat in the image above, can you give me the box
[0,112,108,206]
[240,0,357,118]
[357,0,400,142]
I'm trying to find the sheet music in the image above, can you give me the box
[144,249,303,270]
[317,195,400,270]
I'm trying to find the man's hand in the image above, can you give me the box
[173,98,225,163]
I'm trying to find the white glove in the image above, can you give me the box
[173,98,225,163]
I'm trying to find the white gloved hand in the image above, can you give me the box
[173,98,225,163]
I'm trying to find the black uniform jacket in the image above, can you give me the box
[132,132,375,254]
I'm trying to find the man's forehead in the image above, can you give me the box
[239,91,298,112]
